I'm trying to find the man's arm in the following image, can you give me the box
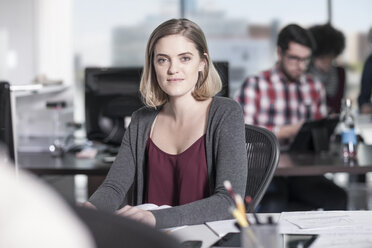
[276,122,304,140]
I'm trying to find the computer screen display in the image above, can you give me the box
[214,61,229,98]
[85,67,144,146]
[84,62,229,147]
[0,81,15,162]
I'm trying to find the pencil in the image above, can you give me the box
[235,194,247,217]
[223,180,236,201]
[245,195,261,225]
[229,207,248,227]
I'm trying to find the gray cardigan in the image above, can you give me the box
[89,96,247,228]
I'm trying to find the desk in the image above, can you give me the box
[171,211,372,248]
[19,145,372,177]
[276,144,372,176]
[18,151,111,175]
[170,214,278,248]
[18,151,111,197]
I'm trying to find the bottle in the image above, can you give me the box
[339,98,357,164]
[46,101,66,157]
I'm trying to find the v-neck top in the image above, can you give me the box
[145,134,209,206]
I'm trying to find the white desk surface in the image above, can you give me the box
[169,211,372,248]
[169,213,279,248]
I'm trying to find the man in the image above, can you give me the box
[358,27,372,114]
[235,24,347,212]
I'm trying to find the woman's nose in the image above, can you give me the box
[168,61,179,74]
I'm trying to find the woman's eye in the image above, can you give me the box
[181,56,191,62]
[157,58,167,64]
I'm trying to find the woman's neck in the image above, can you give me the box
[164,96,211,125]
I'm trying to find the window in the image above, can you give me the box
[74,0,372,101]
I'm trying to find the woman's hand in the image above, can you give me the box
[79,201,97,210]
[116,205,156,227]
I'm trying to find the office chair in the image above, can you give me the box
[244,124,280,212]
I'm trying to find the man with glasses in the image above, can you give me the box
[235,24,347,212]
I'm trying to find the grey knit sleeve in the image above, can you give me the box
[88,112,139,212]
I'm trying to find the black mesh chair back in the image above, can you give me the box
[244,124,280,212]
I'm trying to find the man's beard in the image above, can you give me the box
[279,61,301,82]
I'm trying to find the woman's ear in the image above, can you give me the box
[199,53,208,71]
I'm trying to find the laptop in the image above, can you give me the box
[287,117,339,153]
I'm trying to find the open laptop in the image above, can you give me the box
[286,116,339,153]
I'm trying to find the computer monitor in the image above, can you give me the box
[0,81,15,163]
[84,62,229,147]
[214,61,229,98]
[85,67,144,146]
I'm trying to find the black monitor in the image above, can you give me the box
[214,61,229,98]
[85,67,144,146]
[0,81,15,162]
[84,62,229,147]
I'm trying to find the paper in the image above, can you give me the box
[136,204,188,233]
[204,214,273,237]
[136,203,171,211]
[310,233,372,248]
[205,218,240,237]
[278,210,372,235]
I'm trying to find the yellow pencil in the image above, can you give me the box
[235,194,247,219]
[229,207,248,227]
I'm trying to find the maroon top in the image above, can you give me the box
[326,66,345,114]
[145,134,209,206]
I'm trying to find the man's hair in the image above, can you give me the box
[309,24,345,57]
[277,24,315,52]
[139,18,222,108]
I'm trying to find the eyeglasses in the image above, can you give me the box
[283,53,311,66]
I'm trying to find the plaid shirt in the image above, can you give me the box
[235,65,327,135]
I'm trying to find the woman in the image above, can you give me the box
[85,18,247,228]
[308,24,346,114]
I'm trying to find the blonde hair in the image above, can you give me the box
[139,18,222,108]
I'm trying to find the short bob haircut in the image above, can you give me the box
[277,24,316,53]
[309,24,345,58]
[139,18,222,108]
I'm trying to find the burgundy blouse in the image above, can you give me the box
[145,134,209,206]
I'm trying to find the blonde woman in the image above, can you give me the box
[86,18,247,228]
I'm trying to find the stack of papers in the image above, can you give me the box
[278,211,372,248]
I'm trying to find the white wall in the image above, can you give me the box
[0,0,73,86]
[0,0,35,84]
[34,0,73,86]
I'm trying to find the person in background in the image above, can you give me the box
[235,24,347,212]
[308,24,346,114]
[84,18,247,228]
[358,27,372,114]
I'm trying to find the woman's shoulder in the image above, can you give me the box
[131,106,160,123]
[211,96,241,111]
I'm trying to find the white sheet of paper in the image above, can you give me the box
[205,218,240,237]
[278,211,372,235]
[310,233,372,248]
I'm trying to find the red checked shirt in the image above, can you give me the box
[234,64,327,135]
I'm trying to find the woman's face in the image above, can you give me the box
[153,34,205,99]
[314,55,334,72]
